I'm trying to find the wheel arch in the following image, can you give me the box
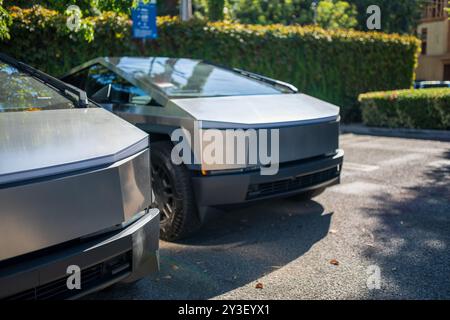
[134,124,177,145]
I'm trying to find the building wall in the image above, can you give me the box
[416,55,444,81]
[417,20,448,55]
[416,19,450,81]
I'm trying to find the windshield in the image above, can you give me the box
[0,62,75,112]
[112,57,287,98]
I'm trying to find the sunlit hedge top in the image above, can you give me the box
[359,88,450,101]
[204,20,419,45]
[359,88,450,130]
[2,6,421,122]
[7,6,419,48]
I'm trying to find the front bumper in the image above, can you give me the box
[191,150,344,207]
[0,209,159,300]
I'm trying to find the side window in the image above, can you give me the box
[420,28,427,55]
[62,69,88,89]
[86,64,150,105]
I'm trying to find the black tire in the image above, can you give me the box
[288,187,326,201]
[151,141,201,241]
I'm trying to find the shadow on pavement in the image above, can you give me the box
[90,198,332,299]
[363,150,450,299]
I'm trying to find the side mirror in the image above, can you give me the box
[91,84,112,103]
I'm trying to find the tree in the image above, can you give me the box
[349,0,424,34]
[230,0,315,25]
[208,0,225,21]
[3,0,101,14]
[2,0,177,16]
[0,0,11,40]
[316,0,357,29]
[159,0,178,16]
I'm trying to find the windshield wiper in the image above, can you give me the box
[0,53,89,108]
[232,68,298,93]
[202,60,298,93]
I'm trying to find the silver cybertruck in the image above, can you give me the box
[63,57,344,241]
[0,54,159,300]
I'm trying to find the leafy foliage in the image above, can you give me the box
[3,1,425,34]
[228,0,315,25]
[359,89,450,130]
[0,7,420,121]
[316,0,357,29]
[207,0,225,21]
[200,0,422,34]
[0,0,11,40]
[3,0,166,16]
[351,0,424,34]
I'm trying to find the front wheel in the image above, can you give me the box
[151,141,202,241]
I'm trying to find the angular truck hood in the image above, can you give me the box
[173,94,340,128]
[0,108,148,185]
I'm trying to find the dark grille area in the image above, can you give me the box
[246,166,340,200]
[4,251,131,300]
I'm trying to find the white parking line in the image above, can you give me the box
[340,135,373,144]
[427,159,450,168]
[330,181,384,195]
[344,162,380,172]
[347,142,448,155]
[379,153,425,166]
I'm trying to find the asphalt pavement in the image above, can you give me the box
[89,133,450,300]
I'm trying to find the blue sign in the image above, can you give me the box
[132,1,158,39]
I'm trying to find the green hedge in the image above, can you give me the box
[359,89,450,130]
[0,6,421,122]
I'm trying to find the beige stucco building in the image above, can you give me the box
[416,0,450,81]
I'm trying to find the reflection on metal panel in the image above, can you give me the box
[0,108,148,185]
[175,94,340,126]
[0,149,151,262]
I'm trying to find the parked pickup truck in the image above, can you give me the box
[63,57,344,241]
[0,54,159,300]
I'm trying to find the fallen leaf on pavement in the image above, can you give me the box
[255,282,264,289]
[330,259,339,266]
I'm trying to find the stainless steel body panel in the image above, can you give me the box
[0,149,151,262]
[175,94,339,126]
[191,119,339,172]
[0,108,148,185]
[276,120,339,162]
